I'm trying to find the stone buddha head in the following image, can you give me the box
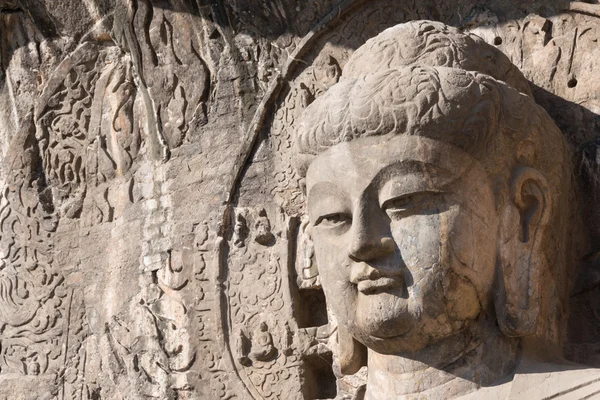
[294,20,576,394]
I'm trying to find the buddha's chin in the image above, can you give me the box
[353,290,413,340]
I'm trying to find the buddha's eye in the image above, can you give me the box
[382,191,442,215]
[314,213,352,227]
[384,196,412,209]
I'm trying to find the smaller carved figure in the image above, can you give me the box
[236,329,251,366]
[253,209,274,246]
[299,83,315,108]
[315,55,341,91]
[282,322,293,356]
[233,213,248,248]
[248,322,276,362]
[27,359,40,376]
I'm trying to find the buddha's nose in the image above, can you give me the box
[348,214,396,261]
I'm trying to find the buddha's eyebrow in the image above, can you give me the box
[307,182,349,213]
[369,160,452,192]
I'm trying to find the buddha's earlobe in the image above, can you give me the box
[495,167,551,337]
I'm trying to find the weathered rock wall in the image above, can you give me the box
[1,1,599,399]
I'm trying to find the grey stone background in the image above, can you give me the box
[0,0,599,399]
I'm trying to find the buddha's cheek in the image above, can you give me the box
[394,208,483,331]
[393,212,447,319]
[441,269,482,323]
[311,235,357,327]
[437,205,494,325]
[393,213,442,277]
[444,203,498,313]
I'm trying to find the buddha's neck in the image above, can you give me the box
[365,319,520,400]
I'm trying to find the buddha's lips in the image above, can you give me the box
[356,276,402,294]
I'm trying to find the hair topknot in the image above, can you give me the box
[294,20,564,181]
[297,66,502,157]
[342,20,532,96]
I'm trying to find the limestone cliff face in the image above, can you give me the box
[0,1,599,399]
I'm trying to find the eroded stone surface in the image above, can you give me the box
[0,1,600,399]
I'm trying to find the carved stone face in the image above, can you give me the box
[306,134,499,353]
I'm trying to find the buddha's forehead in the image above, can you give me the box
[306,135,481,195]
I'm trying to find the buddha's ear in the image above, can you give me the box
[495,167,552,337]
[338,324,367,375]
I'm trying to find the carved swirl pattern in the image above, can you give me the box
[0,113,87,399]
[35,43,139,226]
